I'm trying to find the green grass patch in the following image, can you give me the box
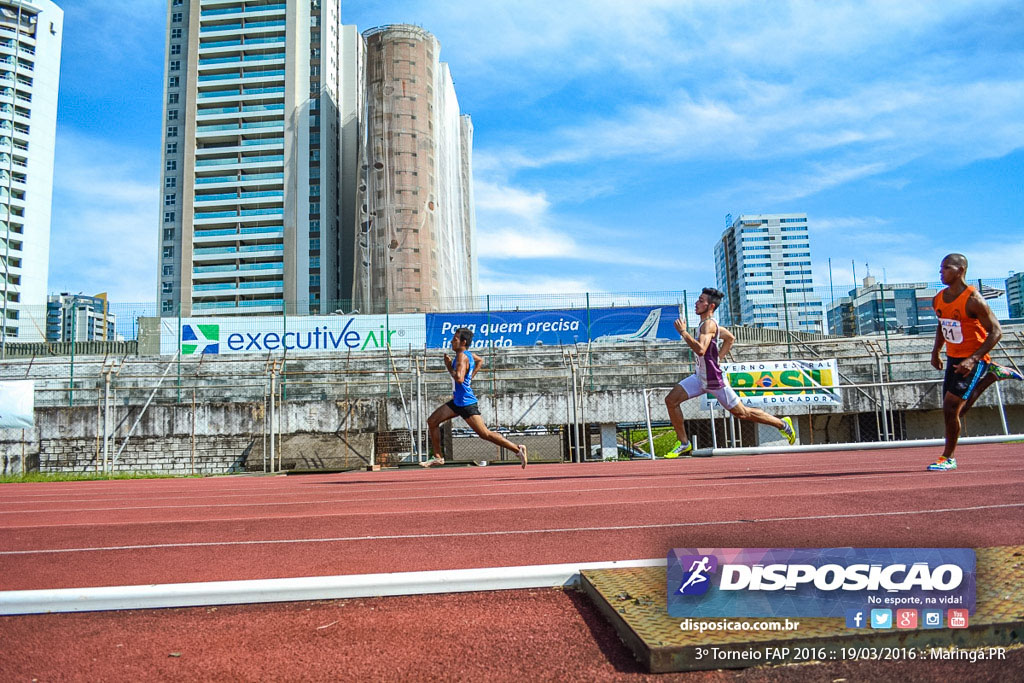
[631,427,680,457]
[0,472,190,484]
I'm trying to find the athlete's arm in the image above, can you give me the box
[957,291,1002,375]
[718,326,735,359]
[470,353,485,380]
[453,353,470,384]
[930,324,945,371]
[681,320,716,356]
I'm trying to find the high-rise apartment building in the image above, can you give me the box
[46,292,117,342]
[826,276,938,336]
[0,0,62,345]
[355,25,475,314]
[714,213,823,334]
[1007,271,1024,319]
[158,0,358,316]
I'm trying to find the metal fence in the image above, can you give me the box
[2,325,1021,475]
[7,278,1021,348]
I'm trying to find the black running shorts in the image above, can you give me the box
[943,357,989,400]
[446,399,481,421]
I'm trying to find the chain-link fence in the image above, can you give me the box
[6,278,1021,349]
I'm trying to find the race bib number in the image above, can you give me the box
[940,318,963,344]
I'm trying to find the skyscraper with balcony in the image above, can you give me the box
[0,0,62,345]
[159,0,356,316]
[714,213,824,334]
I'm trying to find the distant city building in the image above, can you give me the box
[46,292,116,342]
[826,276,938,336]
[0,0,63,344]
[158,0,360,316]
[714,213,823,334]
[1007,271,1024,319]
[354,24,476,314]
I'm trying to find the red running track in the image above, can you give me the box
[1,443,1023,592]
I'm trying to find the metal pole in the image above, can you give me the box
[176,303,182,403]
[876,356,889,441]
[278,381,283,472]
[782,286,792,359]
[269,366,276,473]
[710,404,718,449]
[102,369,110,473]
[281,300,287,401]
[191,388,196,475]
[569,360,579,462]
[69,311,76,406]
[995,382,1009,435]
[643,388,656,460]
[879,283,892,377]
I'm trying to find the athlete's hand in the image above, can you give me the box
[930,351,943,371]
[673,318,686,335]
[443,353,453,369]
[955,357,976,376]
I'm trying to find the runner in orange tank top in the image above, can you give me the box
[928,253,1012,471]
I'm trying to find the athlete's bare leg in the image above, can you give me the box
[728,403,785,429]
[464,414,527,468]
[421,403,457,467]
[665,385,691,444]
[960,373,996,417]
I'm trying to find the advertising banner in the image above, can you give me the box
[700,359,841,408]
[160,314,425,356]
[667,548,976,619]
[0,380,34,428]
[425,305,680,349]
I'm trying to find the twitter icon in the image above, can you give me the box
[870,609,893,629]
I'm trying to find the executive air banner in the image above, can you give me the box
[700,359,842,408]
[160,314,426,356]
[425,305,679,348]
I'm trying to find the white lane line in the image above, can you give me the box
[0,558,669,615]
[2,468,1021,516]
[2,480,1023,531]
[5,455,1022,505]
[2,503,1020,556]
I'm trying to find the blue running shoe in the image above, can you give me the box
[927,457,957,471]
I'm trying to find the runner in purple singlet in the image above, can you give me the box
[663,287,797,457]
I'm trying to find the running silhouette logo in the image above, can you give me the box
[676,554,718,596]
[181,324,220,355]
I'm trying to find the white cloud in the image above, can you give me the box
[48,131,159,304]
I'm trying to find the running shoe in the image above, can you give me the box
[418,456,444,468]
[779,417,796,445]
[927,457,957,471]
[665,441,693,458]
[988,363,1024,381]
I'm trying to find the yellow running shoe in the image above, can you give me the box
[779,417,796,445]
[665,441,693,458]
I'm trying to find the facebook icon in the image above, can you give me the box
[845,609,867,629]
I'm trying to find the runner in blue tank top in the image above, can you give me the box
[421,327,528,469]
[663,287,796,457]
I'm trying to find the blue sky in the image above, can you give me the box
[48,0,1024,304]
